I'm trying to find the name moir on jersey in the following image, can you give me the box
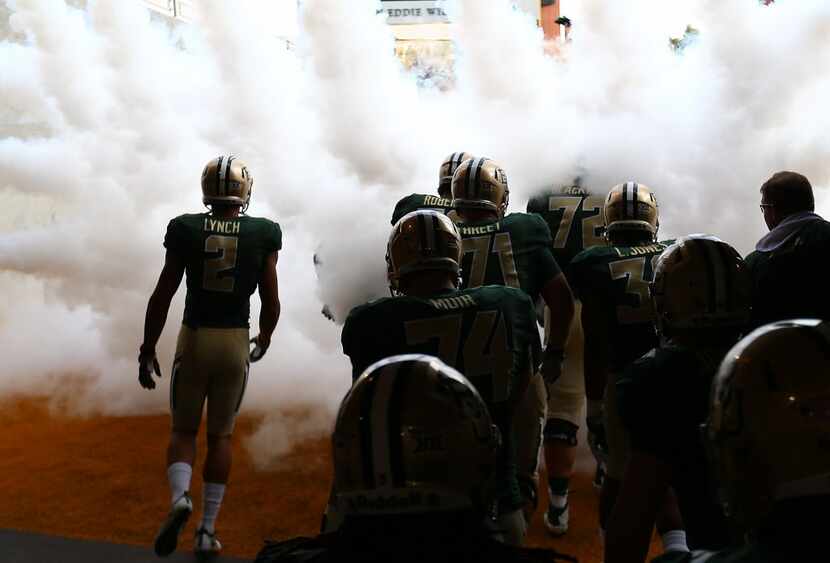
[203,218,241,235]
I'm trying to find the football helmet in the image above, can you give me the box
[706,319,830,530]
[451,157,509,216]
[604,181,659,241]
[201,155,253,211]
[332,354,501,517]
[438,151,475,198]
[651,235,751,336]
[386,210,463,295]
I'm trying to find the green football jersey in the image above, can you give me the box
[526,186,605,272]
[164,213,282,329]
[391,193,454,225]
[341,285,541,512]
[568,240,673,370]
[457,213,561,303]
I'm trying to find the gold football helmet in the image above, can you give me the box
[386,210,463,295]
[201,155,253,211]
[651,235,751,335]
[451,157,509,216]
[332,354,500,518]
[604,181,659,241]
[438,151,475,198]
[706,319,830,530]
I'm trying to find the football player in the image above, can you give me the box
[138,156,281,558]
[451,157,576,522]
[254,356,576,563]
[389,151,473,225]
[526,177,605,535]
[568,182,685,548]
[605,235,751,562]
[340,210,541,545]
[652,319,830,563]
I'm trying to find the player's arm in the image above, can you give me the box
[539,272,575,385]
[138,250,185,389]
[252,251,280,360]
[581,294,612,463]
[605,450,671,563]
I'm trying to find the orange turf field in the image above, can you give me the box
[0,398,660,561]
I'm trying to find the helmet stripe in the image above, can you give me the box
[621,181,629,219]
[632,183,639,219]
[424,213,437,252]
[712,240,734,314]
[471,158,486,199]
[693,238,720,314]
[225,155,235,197]
[386,361,413,487]
[416,212,430,254]
[369,362,401,488]
[358,372,381,488]
[465,158,475,200]
[215,156,225,196]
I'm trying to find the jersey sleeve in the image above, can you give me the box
[265,220,283,252]
[391,195,416,225]
[527,214,561,283]
[163,216,188,257]
[341,307,366,381]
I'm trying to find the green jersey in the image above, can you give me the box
[526,186,605,272]
[391,193,454,225]
[342,285,541,512]
[568,240,673,370]
[164,213,282,329]
[457,213,561,303]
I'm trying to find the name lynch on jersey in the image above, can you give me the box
[203,218,241,235]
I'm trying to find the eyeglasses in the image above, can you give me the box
[759,203,774,213]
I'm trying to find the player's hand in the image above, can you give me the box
[541,346,564,387]
[249,334,271,362]
[138,349,162,390]
[586,413,609,467]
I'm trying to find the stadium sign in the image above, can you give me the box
[379,1,449,25]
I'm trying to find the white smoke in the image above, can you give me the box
[1,0,829,463]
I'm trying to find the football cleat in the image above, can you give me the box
[194,527,222,558]
[153,492,193,557]
[543,497,569,536]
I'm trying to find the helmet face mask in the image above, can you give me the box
[650,235,751,338]
[201,155,253,212]
[332,355,501,519]
[438,152,475,199]
[604,182,659,244]
[706,320,830,531]
[450,157,509,218]
[386,211,463,296]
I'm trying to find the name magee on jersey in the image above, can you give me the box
[458,222,500,236]
[203,218,241,235]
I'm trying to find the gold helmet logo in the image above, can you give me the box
[386,210,463,295]
[451,157,509,217]
[650,235,751,336]
[201,155,253,211]
[707,319,830,531]
[438,152,475,198]
[333,354,500,517]
[604,182,658,241]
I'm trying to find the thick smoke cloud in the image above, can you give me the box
[1,0,828,466]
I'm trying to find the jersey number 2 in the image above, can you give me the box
[548,195,605,249]
[203,235,238,292]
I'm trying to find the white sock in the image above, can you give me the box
[167,462,192,504]
[201,482,226,534]
[661,529,689,552]
[550,492,568,509]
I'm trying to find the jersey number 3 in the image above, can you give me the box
[203,235,238,292]
[608,256,658,324]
